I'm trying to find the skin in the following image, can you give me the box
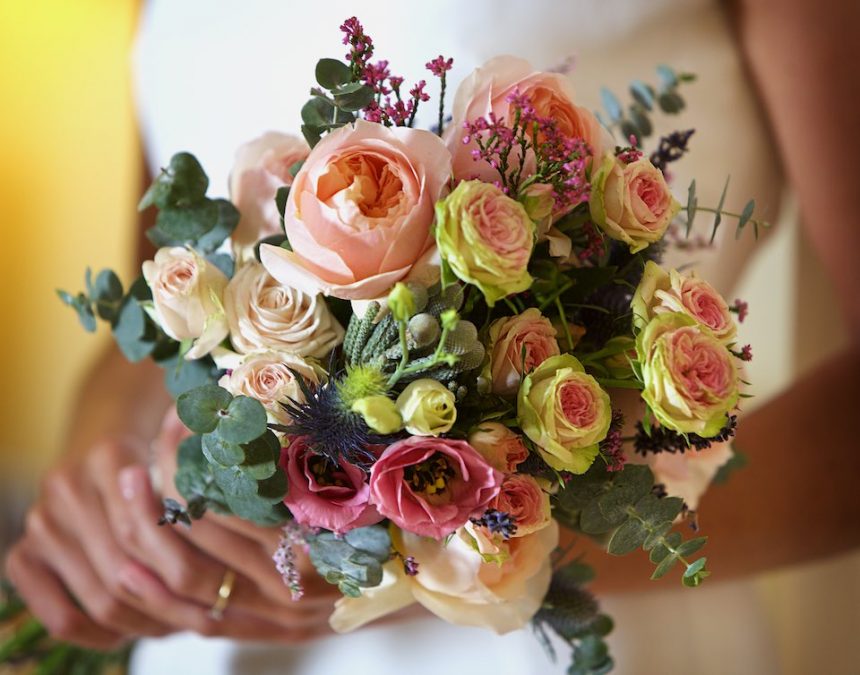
[5,0,860,647]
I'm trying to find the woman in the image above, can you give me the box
[5,0,859,673]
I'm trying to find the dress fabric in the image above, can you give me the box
[131,1,847,673]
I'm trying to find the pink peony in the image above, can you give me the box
[230,132,309,245]
[486,308,560,396]
[446,56,609,182]
[369,436,503,539]
[280,436,382,533]
[260,120,452,300]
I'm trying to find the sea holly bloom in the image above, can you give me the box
[142,247,228,360]
[590,153,680,253]
[435,180,535,306]
[485,308,560,396]
[224,260,344,358]
[636,312,739,437]
[369,436,502,539]
[229,132,309,246]
[329,520,559,635]
[468,422,529,473]
[260,120,451,300]
[517,354,611,473]
[280,436,382,533]
[632,261,737,344]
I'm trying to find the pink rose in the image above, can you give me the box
[280,436,382,533]
[468,422,529,473]
[369,436,503,539]
[260,120,452,300]
[229,132,309,245]
[487,308,560,396]
[490,474,551,537]
[633,261,736,343]
[446,56,609,182]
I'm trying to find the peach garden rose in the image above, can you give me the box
[517,354,611,473]
[590,153,680,253]
[636,312,739,436]
[486,308,560,396]
[446,56,609,182]
[142,246,228,360]
[633,260,736,344]
[468,422,529,473]
[229,132,309,246]
[260,120,451,300]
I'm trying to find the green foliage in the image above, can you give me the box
[306,525,392,597]
[597,65,695,146]
[685,178,769,242]
[140,153,238,255]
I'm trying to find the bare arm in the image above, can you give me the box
[572,0,860,594]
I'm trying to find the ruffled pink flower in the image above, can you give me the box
[487,308,560,396]
[369,436,503,539]
[490,474,551,537]
[280,436,382,533]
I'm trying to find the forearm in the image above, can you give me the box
[64,343,171,463]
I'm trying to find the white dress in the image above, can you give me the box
[131,2,860,673]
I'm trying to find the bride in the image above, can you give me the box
[6,1,859,674]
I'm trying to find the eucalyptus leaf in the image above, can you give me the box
[155,200,219,242]
[685,179,697,236]
[710,175,731,244]
[202,432,245,467]
[629,80,654,110]
[607,518,648,555]
[735,199,756,240]
[196,199,239,253]
[139,152,209,210]
[650,552,679,580]
[112,297,154,362]
[676,536,708,558]
[333,84,374,112]
[344,526,392,561]
[176,384,233,434]
[315,58,352,89]
[600,87,622,122]
[217,396,268,444]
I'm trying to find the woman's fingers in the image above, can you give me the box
[4,542,124,651]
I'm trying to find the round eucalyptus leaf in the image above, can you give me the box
[202,432,245,467]
[176,384,233,434]
[217,396,268,444]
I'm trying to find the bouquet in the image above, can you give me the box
[2,16,764,674]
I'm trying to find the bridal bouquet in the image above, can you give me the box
[3,16,764,674]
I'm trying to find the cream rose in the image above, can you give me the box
[633,261,736,343]
[218,351,321,425]
[329,520,558,635]
[229,132,309,245]
[486,308,560,396]
[224,260,343,358]
[260,120,452,300]
[142,247,228,360]
[446,56,609,182]
[468,422,529,473]
[590,154,680,253]
[395,379,456,436]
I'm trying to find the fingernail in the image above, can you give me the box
[118,467,143,501]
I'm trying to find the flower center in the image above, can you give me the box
[558,380,598,428]
[404,452,455,496]
[307,455,348,488]
[319,153,404,219]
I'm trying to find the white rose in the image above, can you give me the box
[225,260,343,358]
[142,247,228,360]
[218,351,321,425]
[330,520,558,635]
[229,132,309,245]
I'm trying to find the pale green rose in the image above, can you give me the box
[589,153,680,253]
[351,395,402,435]
[632,261,737,344]
[517,354,611,474]
[395,379,456,436]
[435,180,535,306]
[601,336,637,380]
[637,312,739,437]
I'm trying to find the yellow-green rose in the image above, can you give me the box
[351,395,402,435]
[517,354,611,473]
[435,180,534,306]
[395,379,456,436]
[637,312,738,436]
[589,153,680,253]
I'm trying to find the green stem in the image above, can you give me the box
[626,507,693,568]
[555,297,574,351]
[537,281,573,312]
[436,73,446,137]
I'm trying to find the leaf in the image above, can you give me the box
[599,87,622,122]
[607,518,648,555]
[158,353,218,398]
[710,175,730,244]
[735,199,756,240]
[628,105,652,139]
[642,521,673,550]
[139,152,209,210]
[685,179,698,236]
[176,384,233,434]
[217,396,268,444]
[240,431,280,480]
[657,91,685,114]
[202,432,245,467]
[333,84,375,112]
[650,552,679,580]
[155,200,219,242]
[315,58,352,89]
[92,269,123,320]
[275,185,290,228]
[112,297,154,362]
[301,124,322,149]
[619,120,642,147]
[682,557,709,587]
[676,536,708,558]
[56,289,75,306]
[302,97,334,127]
[288,160,304,178]
[649,531,681,563]
[629,80,654,110]
[633,493,684,525]
[206,252,234,279]
[344,526,392,561]
[195,199,239,253]
[656,64,678,89]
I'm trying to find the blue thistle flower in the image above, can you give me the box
[472,508,518,539]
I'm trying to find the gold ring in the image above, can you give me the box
[210,569,236,620]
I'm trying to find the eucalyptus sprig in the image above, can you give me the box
[685,177,770,242]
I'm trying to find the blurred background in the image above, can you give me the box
[0,1,857,673]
